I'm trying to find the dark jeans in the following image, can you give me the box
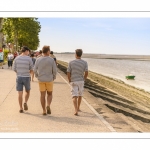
[8,60,13,67]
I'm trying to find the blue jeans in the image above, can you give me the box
[16,77,30,91]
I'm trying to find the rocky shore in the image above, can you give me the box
[57,60,150,128]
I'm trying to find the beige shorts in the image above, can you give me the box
[39,81,53,92]
[70,81,84,97]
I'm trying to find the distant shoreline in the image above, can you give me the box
[55,53,150,60]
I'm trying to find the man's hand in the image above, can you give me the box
[67,72,71,83]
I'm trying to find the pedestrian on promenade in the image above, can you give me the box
[34,46,57,115]
[50,51,58,65]
[67,49,88,116]
[30,53,36,82]
[13,46,33,113]
[13,51,18,60]
[7,52,14,69]
[0,49,4,69]
[37,50,42,58]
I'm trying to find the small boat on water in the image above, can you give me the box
[126,74,135,80]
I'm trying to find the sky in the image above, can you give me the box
[38,18,150,55]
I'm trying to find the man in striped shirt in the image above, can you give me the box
[67,49,88,116]
[13,46,33,113]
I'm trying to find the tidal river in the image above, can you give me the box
[55,53,150,92]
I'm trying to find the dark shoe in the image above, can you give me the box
[46,106,51,114]
[24,103,28,110]
[74,112,78,116]
[19,110,24,113]
[43,113,47,115]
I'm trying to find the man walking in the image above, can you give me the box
[13,46,33,113]
[67,49,88,116]
[34,46,57,115]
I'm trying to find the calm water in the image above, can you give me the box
[55,54,150,92]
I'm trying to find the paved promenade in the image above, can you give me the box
[0,65,116,132]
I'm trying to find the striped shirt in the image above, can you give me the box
[13,55,33,77]
[67,59,88,82]
[34,56,57,82]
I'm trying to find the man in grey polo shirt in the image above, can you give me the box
[34,45,57,115]
[67,49,88,116]
[13,46,33,113]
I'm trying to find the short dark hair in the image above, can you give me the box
[75,49,82,57]
[39,50,42,54]
[21,46,30,52]
[30,53,34,57]
[42,46,50,54]
[50,51,53,54]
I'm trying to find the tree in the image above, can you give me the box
[2,18,41,51]
[0,18,3,49]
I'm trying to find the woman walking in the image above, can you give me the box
[7,52,14,69]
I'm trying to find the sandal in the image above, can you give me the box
[19,110,24,113]
[46,106,51,114]
[74,112,78,116]
[24,103,28,110]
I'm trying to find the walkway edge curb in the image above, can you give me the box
[58,72,116,132]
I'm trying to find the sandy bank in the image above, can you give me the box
[57,60,150,106]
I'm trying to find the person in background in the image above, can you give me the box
[37,50,42,58]
[50,51,58,65]
[0,50,4,69]
[30,53,36,81]
[7,52,14,69]
[13,51,18,60]
[34,46,57,115]
[67,49,88,116]
[13,46,33,113]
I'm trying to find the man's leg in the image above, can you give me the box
[77,96,82,111]
[16,77,23,112]
[45,82,53,114]
[18,91,23,110]
[25,90,30,103]
[73,96,78,115]
[47,91,52,106]
[8,61,10,69]
[40,91,46,114]
[77,81,84,111]
[10,61,13,69]
[23,77,31,110]
[31,72,34,81]
[46,91,52,114]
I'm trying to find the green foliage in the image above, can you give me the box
[3,49,9,61]
[2,18,41,50]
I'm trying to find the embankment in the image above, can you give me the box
[57,60,150,123]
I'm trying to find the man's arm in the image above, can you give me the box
[84,61,88,81]
[67,72,71,83]
[84,71,88,81]
[52,60,57,80]
[13,59,17,72]
[33,59,38,78]
[67,62,71,83]
[29,58,34,76]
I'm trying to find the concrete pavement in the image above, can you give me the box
[0,65,115,132]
